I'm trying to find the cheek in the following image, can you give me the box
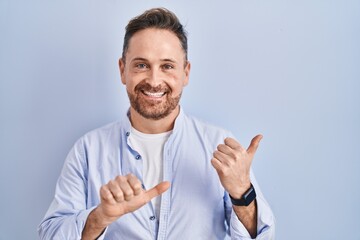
[125,74,143,89]
[173,73,188,89]
[169,81,185,94]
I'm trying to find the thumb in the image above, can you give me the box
[247,134,263,156]
[144,181,170,202]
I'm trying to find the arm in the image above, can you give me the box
[232,199,257,237]
[38,138,94,239]
[226,171,276,239]
[38,138,170,240]
[81,174,169,239]
[212,135,274,238]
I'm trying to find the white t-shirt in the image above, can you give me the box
[128,127,172,218]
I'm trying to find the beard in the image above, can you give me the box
[127,81,182,120]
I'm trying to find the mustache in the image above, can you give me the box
[135,81,170,93]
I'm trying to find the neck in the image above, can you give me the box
[129,106,180,134]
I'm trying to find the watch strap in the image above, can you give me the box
[229,184,256,206]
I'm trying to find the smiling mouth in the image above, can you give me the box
[142,90,166,98]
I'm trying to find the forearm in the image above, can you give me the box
[38,207,95,240]
[232,200,257,238]
[227,169,275,239]
[82,207,109,240]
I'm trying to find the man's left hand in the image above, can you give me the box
[211,135,263,199]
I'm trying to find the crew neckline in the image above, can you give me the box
[130,126,172,139]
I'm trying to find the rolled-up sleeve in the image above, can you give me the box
[37,138,107,240]
[228,170,275,240]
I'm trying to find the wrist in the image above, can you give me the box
[82,207,109,240]
[229,181,251,199]
[91,206,114,229]
[229,183,256,207]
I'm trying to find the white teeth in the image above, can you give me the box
[144,91,165,97]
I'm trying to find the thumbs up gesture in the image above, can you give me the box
[211,135,262,198]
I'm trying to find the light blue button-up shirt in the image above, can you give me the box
[38,108,275,239]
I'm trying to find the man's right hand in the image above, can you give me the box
[82,174,170,239]
[97,173,170,225]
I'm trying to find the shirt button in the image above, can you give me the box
[135,155,141,160]
[126,132,130,136]
[149,216,156,221]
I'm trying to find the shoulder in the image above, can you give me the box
[182,111,233,142]
[78,121,124,147]
[84,121,122,137]
[185,113,228,132]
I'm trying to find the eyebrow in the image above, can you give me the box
[130,57,178,63]
[130,57,147,63]
[160,58,177,63]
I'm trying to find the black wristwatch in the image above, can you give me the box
[229,184,256,206]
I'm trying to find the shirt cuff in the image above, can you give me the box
[76,206,108,240]
[230,195,275,239]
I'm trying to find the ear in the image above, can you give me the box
[119,58,126,85]
[183,61,191,86]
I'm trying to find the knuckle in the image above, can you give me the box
[115,175,125,182]
[103,195,112,201]
[108,180,116,186]
[225,137,236,145]
[213,151,218,157]
[128,174,140,184]
[100,186,107,195]
[123,189,134,197]
[126,173,135,178]
[229,152,237,160]
[235,146,242,151]
[133,183,142,192]
[101,191,112,201]
[114,192,124,199]
[234,154,241,161]
[217,144,224,151]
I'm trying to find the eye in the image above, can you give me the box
[135,63,148,69]
[162,64,174,70]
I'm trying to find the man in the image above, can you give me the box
[38,8,275,240]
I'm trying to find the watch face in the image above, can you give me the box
[244,187,256,206]
[244,187,254,198]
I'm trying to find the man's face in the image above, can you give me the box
[119,28,190,120]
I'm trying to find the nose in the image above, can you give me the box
[147,68,164,86]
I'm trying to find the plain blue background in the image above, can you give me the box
[1,1,359,239]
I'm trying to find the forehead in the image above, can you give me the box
[126,28,185,62]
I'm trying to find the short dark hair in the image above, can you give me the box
[122,8,188,61]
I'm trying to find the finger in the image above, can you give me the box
[213,150,229,164]
[143,181,170,202]
[100,185,117,204]
[247,134,263,156]
[117,177,135,201]
[211,157,222,171]
[127,174,143,195]
[216,144,233,155]
[224,137,244,151]
[108,179,124,202]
